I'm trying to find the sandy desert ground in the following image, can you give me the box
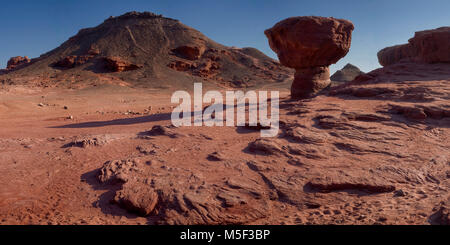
[0,62,448,225]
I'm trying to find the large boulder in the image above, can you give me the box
[378,27,450,66]
[265,16,354,99]
[7,56,31,70]
[113,181,159,217]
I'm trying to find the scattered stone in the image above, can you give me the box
[394,189,407,197]
[378,216,388,222]
[136,145,157,155]
[140,125,185,138]
[248,138,284,155]
[207,152,225,161]
[67,134,117,148]
[305,203,321,209]
[429,206,450,225]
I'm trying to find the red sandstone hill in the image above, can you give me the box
[330,63,364,83]
[0,11,293,90]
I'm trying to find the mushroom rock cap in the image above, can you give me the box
[265,16,354,69]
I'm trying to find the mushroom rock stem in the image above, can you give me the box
[292,66,330,99]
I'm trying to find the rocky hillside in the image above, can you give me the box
[0,11,293,90]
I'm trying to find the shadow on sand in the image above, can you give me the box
[50,113,173,129]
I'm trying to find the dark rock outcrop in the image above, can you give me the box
[7,56,31,70]
[103,56,143,72]
[54,55,95,68]
[172,45,205,60]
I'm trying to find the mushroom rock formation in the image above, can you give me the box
[378,27,450,66]
[265,16,354,99]
[7,56,31,70]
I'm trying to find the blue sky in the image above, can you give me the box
[1,0,449,73]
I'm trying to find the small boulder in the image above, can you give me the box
[248,138,284,155]
[113,181,159,216]
[207,151,225,161]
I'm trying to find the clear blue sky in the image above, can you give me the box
[1,0,449,73]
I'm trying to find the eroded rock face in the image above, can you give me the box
[378,27,450,66]
[265,16,354,98]
[7,56,31,70]
[172,45,205,60]
[54,55,95,68]
[103,57,143,72]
